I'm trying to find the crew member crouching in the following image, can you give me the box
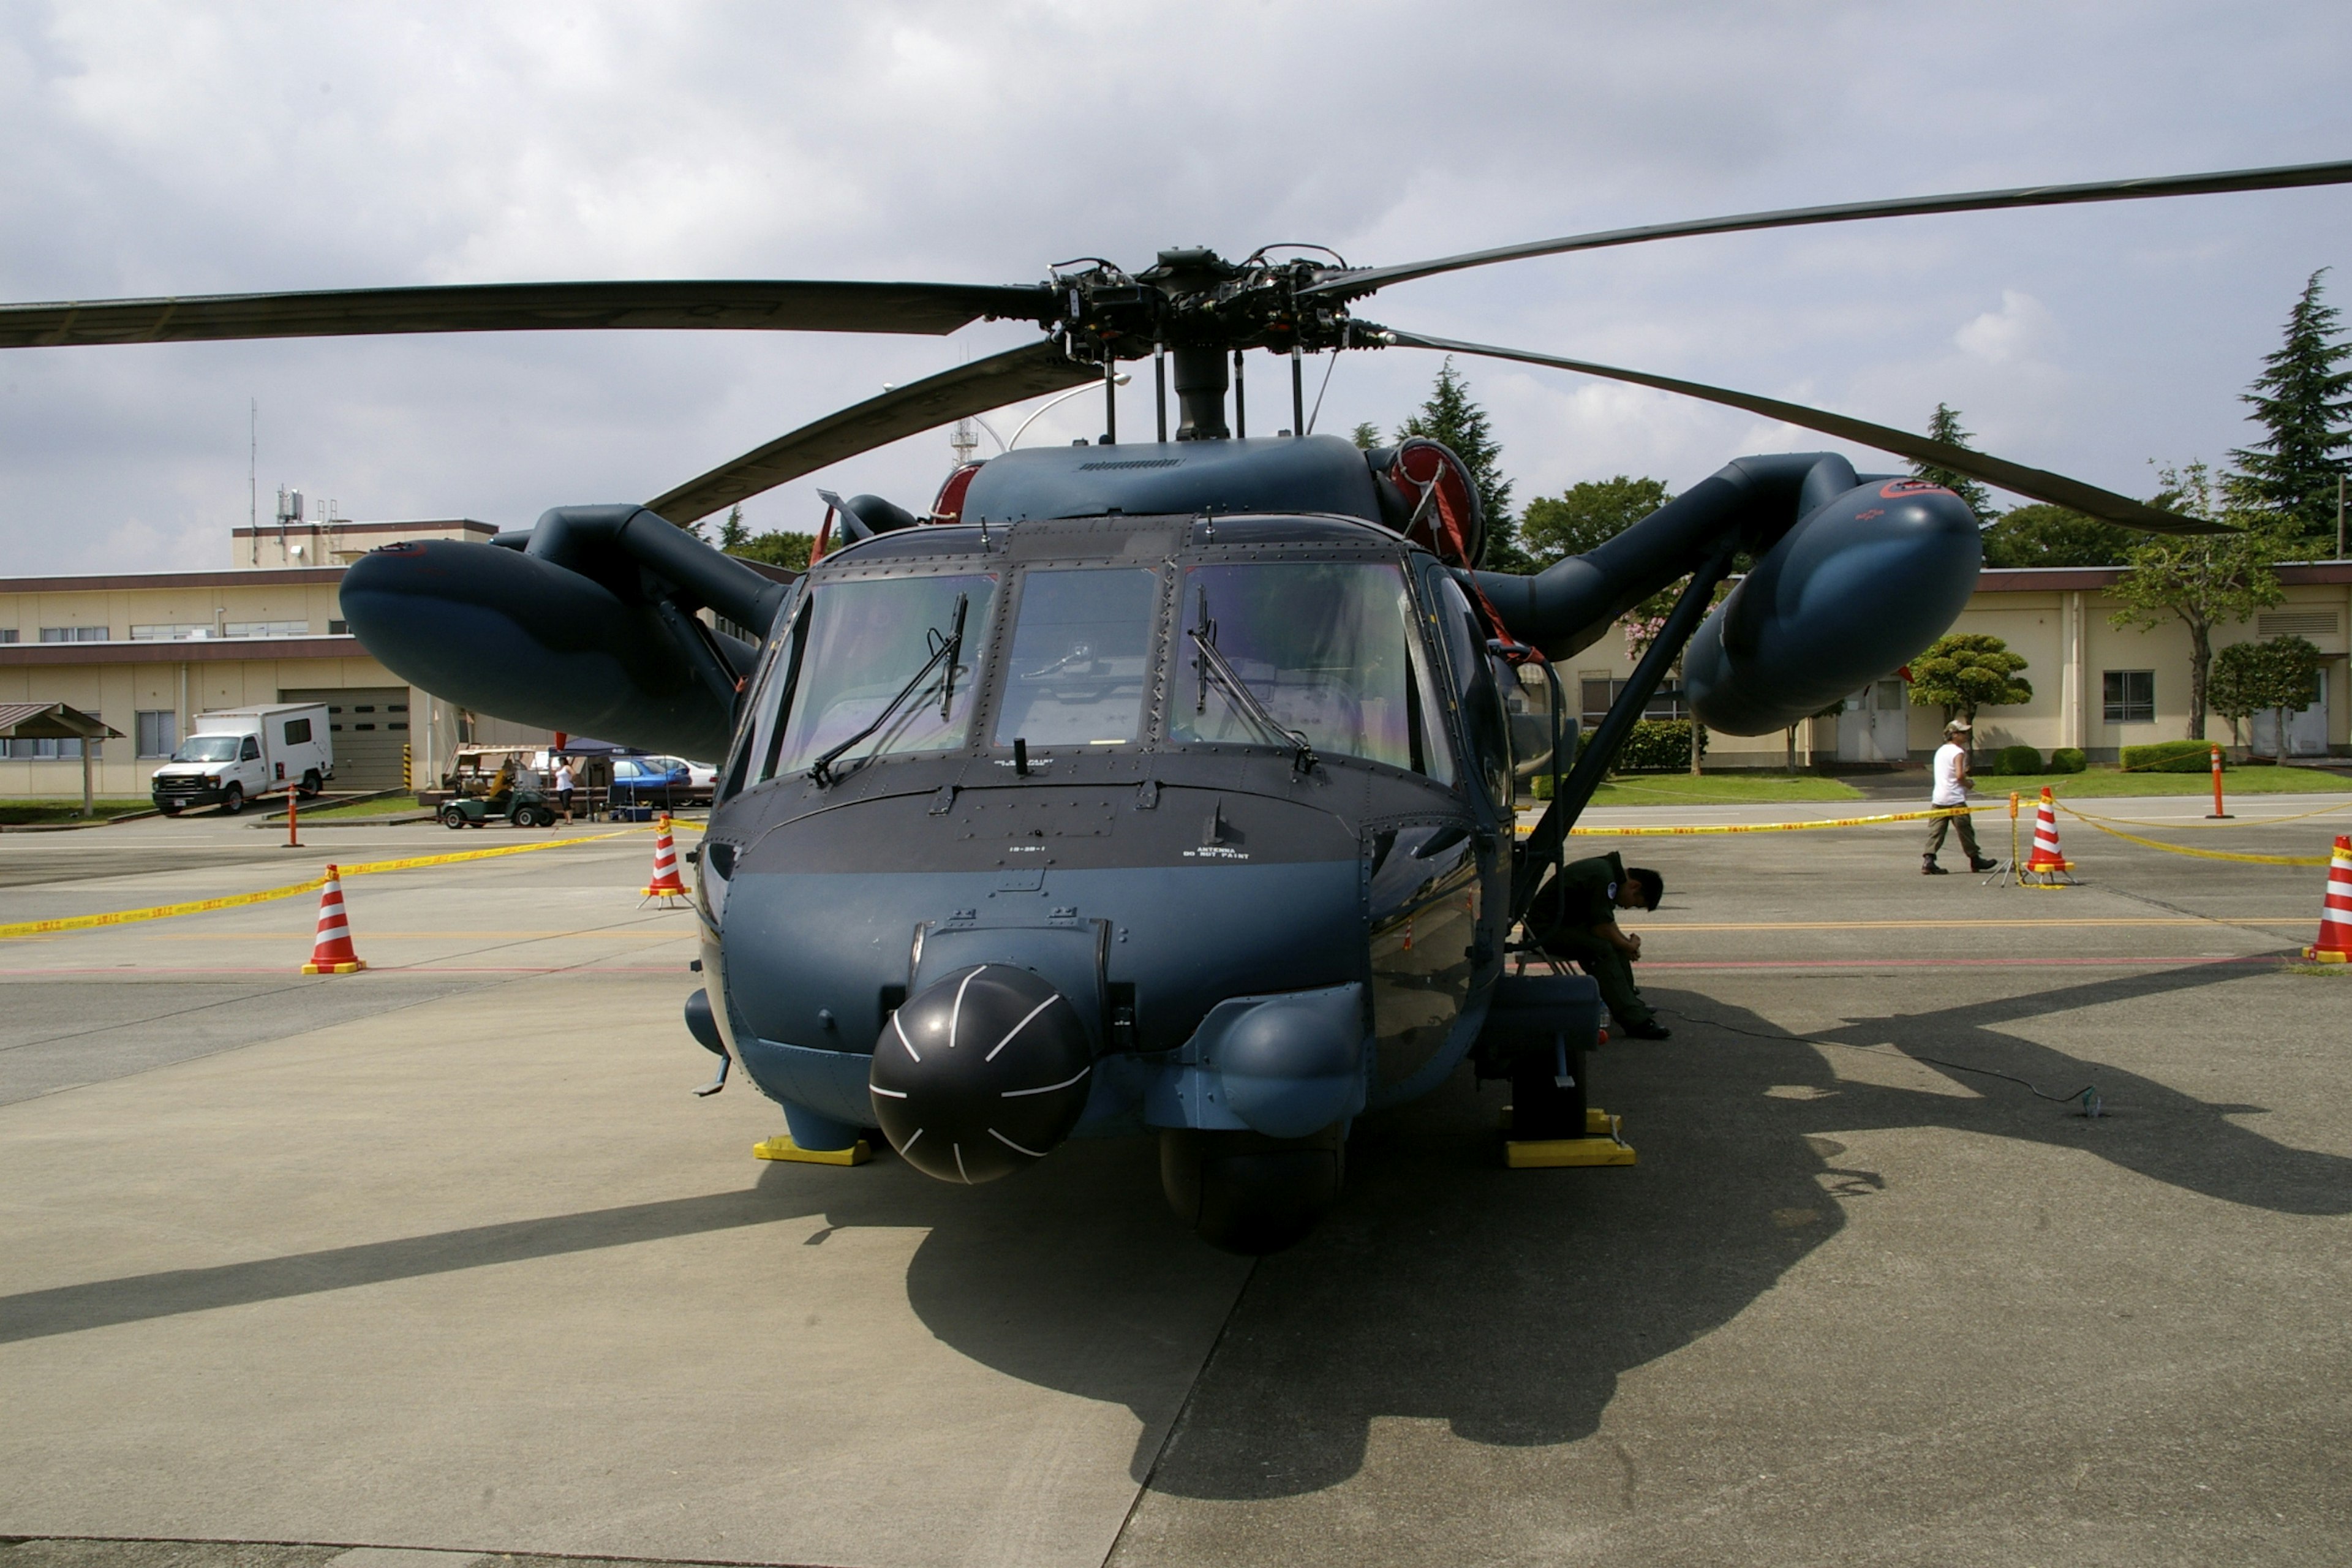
[1525,851,1670,1040]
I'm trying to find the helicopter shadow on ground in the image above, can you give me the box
[8,960,2341,1504]
[1107,956,2352,1501]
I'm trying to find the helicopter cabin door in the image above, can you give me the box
[1838,677,1912,763]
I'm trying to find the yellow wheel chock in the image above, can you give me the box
[1500,1106,1638,1167]
[753,1134,871,1166]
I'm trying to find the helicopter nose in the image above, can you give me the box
[869,965,1093,1184]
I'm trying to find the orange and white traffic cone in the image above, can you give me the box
[643,814,688,903]
[301,864,367,974]
[2024,786,2073,884]
[2302,834,2352,963]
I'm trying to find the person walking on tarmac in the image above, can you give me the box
[1924,718,1997,875]
[1525,851,1670,1039]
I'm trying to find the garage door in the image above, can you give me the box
[279,686,412,791]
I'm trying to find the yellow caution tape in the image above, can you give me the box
[0,828,645,941]
[2050,802,2334,867]
[2056,797,2352,830]
[1517,805,1993,839]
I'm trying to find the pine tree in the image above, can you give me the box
[718,505,748,552]
[1909,403,1995,524]
[1349,421,1382,451]
[2227,268,2352,548]
[1396,358,1532,571]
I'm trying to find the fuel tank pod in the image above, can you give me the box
[339,538,736,760]
[1683,478,1982,736]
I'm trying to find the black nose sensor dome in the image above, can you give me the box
[870,964,1093,1183]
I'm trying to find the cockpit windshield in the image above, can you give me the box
[758,571,997,780]
[993,567,1158,748]
[731,550,1460,794]
[1170,562,1454,781]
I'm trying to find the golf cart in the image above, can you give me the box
[439,753,557,829]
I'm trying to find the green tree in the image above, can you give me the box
[2206,634,2324,753]
[1909,402,1996,525]
[726,530,815,572]
[718,505,749,552]
[1906,632,2032,726]
[1349,420,1382,451]
[1396,358,1533,571]
[1979,502,2134,568]
[1518,475,1674,567]
[2108,461,2290,740]
[2227,269,2352,548]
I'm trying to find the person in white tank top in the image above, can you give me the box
[1922,718,1993,874]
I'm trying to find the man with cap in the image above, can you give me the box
[1525,850,1671,1039]
[1923,718,1996,875]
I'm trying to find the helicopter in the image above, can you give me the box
[6,157,2345,1252]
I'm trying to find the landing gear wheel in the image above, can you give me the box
[221,783,244,815]
[1160,1124,1346,1255]
[440,805,470,830]
[298,769,322,799]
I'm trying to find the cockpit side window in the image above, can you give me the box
[1432,573,1513,810]
[755,570,998,782]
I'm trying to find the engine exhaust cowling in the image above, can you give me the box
[1684,478,1982,737]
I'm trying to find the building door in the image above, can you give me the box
[279,686,412,790]
[2249,668,2331,758]
[1838,678,1911,763]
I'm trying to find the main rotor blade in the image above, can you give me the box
[1381,327,2217,533]
[0,279,1059,349]
[1311,157,2352,300]
[646,340,1095,524]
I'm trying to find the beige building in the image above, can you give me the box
[1,519,543,799]
[1564,560,2352,768]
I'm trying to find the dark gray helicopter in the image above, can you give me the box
[7,159,2343,1251]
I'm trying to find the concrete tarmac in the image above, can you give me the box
[3,801,2348,1566]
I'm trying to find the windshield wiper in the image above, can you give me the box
[1188,590,1317,774]
[809,593,970,787]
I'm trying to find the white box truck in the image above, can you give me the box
[150,703,335,815]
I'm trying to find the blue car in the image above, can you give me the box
[608,755,693,809]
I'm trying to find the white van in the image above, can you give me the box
[150,703,336,815]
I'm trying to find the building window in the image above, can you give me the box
[39,626,107,643]
[130,623,212,641]
[1580,677,1687,729]
[223,619,310,638]
[137,710,178,758]
[328,619,349,635]
[0,628,18,643]
[2103,669,2155,725]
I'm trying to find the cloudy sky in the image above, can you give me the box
[4,0,2349,575]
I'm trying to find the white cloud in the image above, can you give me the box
[1954,290,2059,365]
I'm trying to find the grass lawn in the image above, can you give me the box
[1976,764,2352,799]
[0,797,154,825]
[1568,774,1867,808]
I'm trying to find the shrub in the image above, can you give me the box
[1531,772,1554,801]
[1986,744,2043,775]
[2121,739,2225,774]
[2048,747,2087,774]
[1615,718,1702,771]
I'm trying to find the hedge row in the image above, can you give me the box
[2120,739,2226,773]
[1977,744,2087,775]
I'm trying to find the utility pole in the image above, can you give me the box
[249,399,258,566]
